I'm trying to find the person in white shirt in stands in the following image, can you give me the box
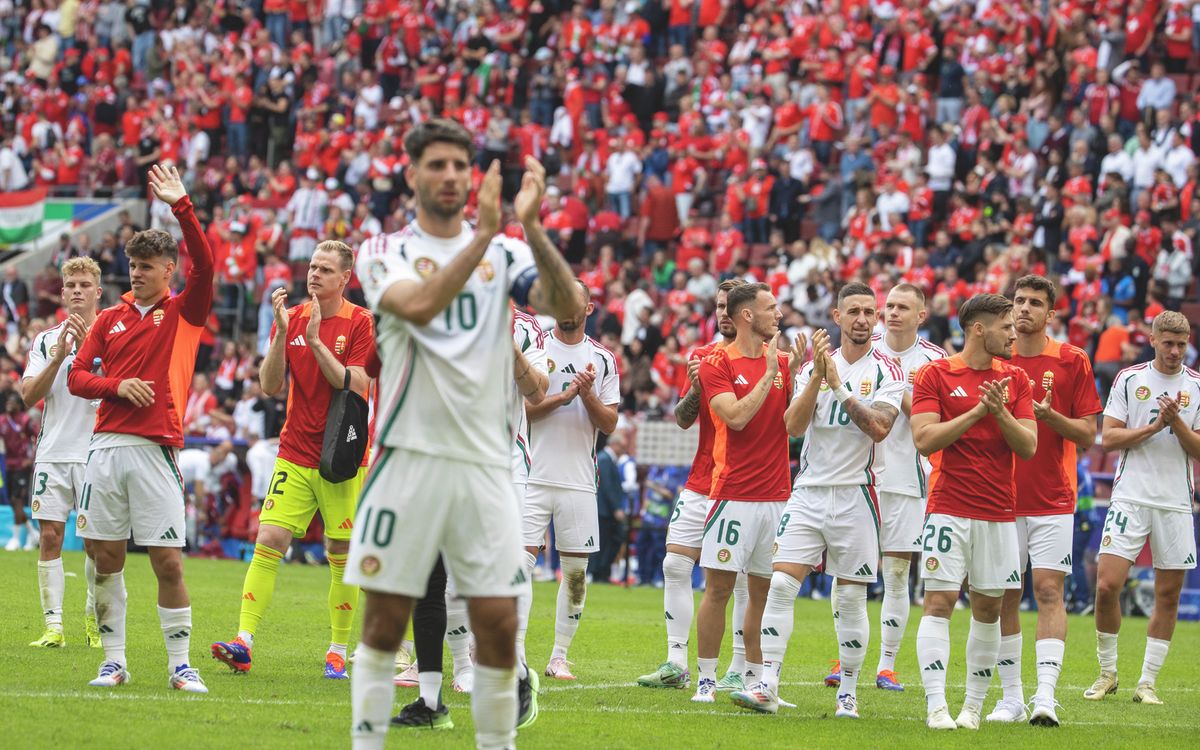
[1136,62,1176,116]
[1162,131,1195,189]
[0,133,30,191]
[285,168,329,263]
[875,179,910,232]
[1099,134,1134,188]
[605,139,642,219]
[1130,130,1162,206]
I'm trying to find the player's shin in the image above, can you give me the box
[159,605,193,671]
[916,615,951,712]
[662,552,695,669]
[84,554,97,619]
[552,555,588,660]
[447,594,472,674]
[760,572,801,692]
[1035,638,1065,701]
[327,551,357,653]
[351,644,396,750]
[1139,638,1170,687]
[877,556,910,674]
[472,664,517,750]
[836,582,869,700]
[963,618,1000,711]
[238,544,284,645]
[95,570,128,665]
[730,571,749,675]
[37,557,66,631]
[997,632,1024,703]
[515,550,536,667]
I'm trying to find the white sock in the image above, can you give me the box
[351,644,395,750]
[729,571,748,675]
[745,662,762,686]
[697,656,718,684]
[836,583,868,701]
[472,663,517,750]
[38,558,65,630]
[94,570,127,665]
[1097,630,1118,673]
[553,556,588,659]
[916,615,951,712]
[1139,637,1170,686]
[158,605,192,672]
[238,630,255,649]
[877,556,910,674]
[830,577,839,621]
[516,551,536,666]
[84,555,97,618]
[446,593,472,672]
[328,642,348,658]
[761,572,801,692]
[418,669,443,710]
[661,552,694,669]
[997,633,1023,703]
[963,618,1000,711]
[1035,638,1065,701]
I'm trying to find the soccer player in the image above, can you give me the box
[67,164,213,692]
[518,279,620,680]
[989,276,1101,726]
[345,120,582,750]
[1087,311,1200,706]
[22,257,104,648]
[691,282,792,703]
[909,293,1037,730]
[211,239,376,679]
[637,279,753,692]
[734,282,904,718]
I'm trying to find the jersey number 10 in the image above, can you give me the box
[443,292,478,331]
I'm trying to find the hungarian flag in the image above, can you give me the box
[0,187,46,245]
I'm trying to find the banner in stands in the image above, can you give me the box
[0,187,47,245]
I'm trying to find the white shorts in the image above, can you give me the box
[878,490,924,553]
[522,483,598,554]
[345,448,524,599]
[920,514,1020,592]
[775,485,881,582]
[699,499,785,578]
[78,444,186,548]
[1016,513,1074,573]
[247,439,279,499]
[1099,501,1197,570]
[30,462,86,523]
[666,488,709,549]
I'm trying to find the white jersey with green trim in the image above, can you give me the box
[356,221,537,468]
[25,322,97,462]
[511,308,547,486]
[1105,362,1200,512]
[793,347,906,488]
[872,333,947,498]
[527,332,621,491]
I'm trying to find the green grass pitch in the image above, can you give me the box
[1,551,1196,749]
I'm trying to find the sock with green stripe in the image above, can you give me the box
[327,552,357,647]
[238,544,284,643]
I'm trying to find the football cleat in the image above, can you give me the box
[1029,696,1061,727]
[170,664,208,693]
[875,669,904,691]
[29,628,65,648]
[85,615,101,648]
[324,652,348,680]
[986,697,1028,722]
[835,693,860,719]
[824,660,841,687]
[716,670,746,693]
[690,677,718,703]
[730,685,779,714]
[926,705,957,730]
[1083,671,1118,700]
[955,704,982,730]
[88,660,130,687]
[394,644,414,673]
[394,661,419,687]
[544,656,576,681]
[517,664,539,730]
[211,637,252,673]
[1132,682,1163,705]
[452,666,474,693]
[391,698,454,730]
[636,662,690,689]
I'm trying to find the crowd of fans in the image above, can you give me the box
[1,0,1199,581]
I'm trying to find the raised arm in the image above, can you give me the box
[708,338,780,432]
[148,164,214,327]
[820,349,900,442]
[514,156,586,321]
[1033,390,1098,451]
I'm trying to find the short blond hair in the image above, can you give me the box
[315,240,355,271]
[1152,310,1190,336]
[61,257,102,282]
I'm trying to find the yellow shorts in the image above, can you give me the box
[259,457,365,541]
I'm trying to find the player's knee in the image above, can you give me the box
[882,556,910,590]
[1032,577,1063,606]
[766,571,802,609]
[1096,575,1123,601]
[1154,590,1181,615]
[662,552,693,584]
[325,538,350,556]
[152,556,185,586]
[561,558,588,606]
[39,523,63,552]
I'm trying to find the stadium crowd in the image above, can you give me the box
[0,0,1199,600]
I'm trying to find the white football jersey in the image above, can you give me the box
[25,322,97,463]
[528,332,621,491]
[512,308,548,486]
[872,333,947,498]
[794,347,906,488]
[1104,362,1200,512]
[356,221,537,468]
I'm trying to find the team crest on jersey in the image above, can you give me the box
[773,373,784,389]
[335,335,347,356]
[360,555,381,576]
[1180,392,1192,408]
[476,259,495,282]
[772,542,779,556]
[1042,370,1054,391]
[908,368,917,385]
[414,257,439,278]
[77,515,87,530]
[1102,535,1111,547]
[819,379,830,392]
[152,309,165,327]
[860,378,873,397]
[264,499,274,511]
[1135,386,1151,401]
[547,358,556,373]
[31,500,40,513]
[717,549,732,563]
[925,557,939,572]
[367,260,388,285]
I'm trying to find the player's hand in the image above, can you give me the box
[56,313,88,361]
[117,378,155,407]
[1032,390,1053,421]
[305,295,322,345]
[560,380,580,403]
[687,357,701,386]
[788,332,807,377]
[765,332,781,375]
[573,363,597,394]
[979,377,1010,415]
[271,287,290,331]
[476,160,502,236]
[1155,393,1181,430]
[147,163,187,206]
[514,156,547,226]
[811,329,830,380]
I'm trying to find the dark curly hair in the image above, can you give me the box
[125,229,179,264]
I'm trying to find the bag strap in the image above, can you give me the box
[342,368,352,391]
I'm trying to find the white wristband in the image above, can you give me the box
[833,383,852,404]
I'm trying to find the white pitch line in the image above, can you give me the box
[540,680,1200,694]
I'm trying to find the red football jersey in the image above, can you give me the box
[274,300,376,469]
[1010,338,1102,515]
[698,346,792,502]
[912,355,1035,521]
[683,341,728,496]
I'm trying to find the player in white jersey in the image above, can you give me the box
[734,283,904,719]
[1087,311,1200,706]
[21,257,104,649]
[517,280,620,681]
[345,120,583,750]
